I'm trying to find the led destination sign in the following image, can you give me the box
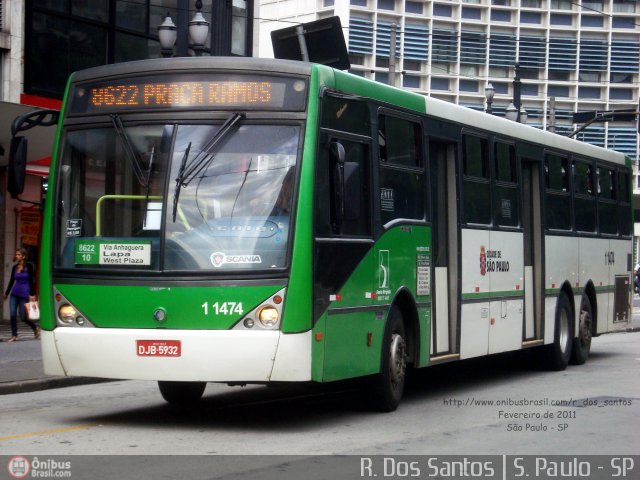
[69,74,307,113]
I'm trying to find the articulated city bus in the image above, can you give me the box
[26,57,631,411]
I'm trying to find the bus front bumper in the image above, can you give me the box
[41,328,312,382]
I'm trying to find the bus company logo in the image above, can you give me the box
[379,250,390,289]
[480,245,487,276]
[7,456,30,479]
[211,252,225,268]
[210,252,262,268]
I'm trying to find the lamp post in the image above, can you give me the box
[484,82,495,115]
[158,14,177,58]
[513,63,521,122]
[503,64,528,123]
[157,0,210,57]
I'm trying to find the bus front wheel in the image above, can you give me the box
[368,306,407,412]
[158,381,206,405]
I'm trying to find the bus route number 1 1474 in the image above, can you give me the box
[202,302,244,316]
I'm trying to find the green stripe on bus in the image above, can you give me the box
[461,290,525,301]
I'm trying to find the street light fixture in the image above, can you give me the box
[519,106,528,124]
[484,82,495,115]
[158,13,178,57]
[502,64,528,123]
[189,9,210,56]
[505,103,518,121]
[157,1,210,57]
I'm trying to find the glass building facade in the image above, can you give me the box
[261,0,639,161]
[25,0,254,99]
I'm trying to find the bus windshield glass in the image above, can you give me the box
[55,122,300,272]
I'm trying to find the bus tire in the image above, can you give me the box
[368,305,407,412]
[158,381,206,405]
[570,296,592,365]
[544,292,573,371]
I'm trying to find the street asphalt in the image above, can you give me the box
[1,299,640,395]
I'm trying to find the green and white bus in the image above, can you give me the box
[32,57,631,411]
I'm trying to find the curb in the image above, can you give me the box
[0,377,115,396]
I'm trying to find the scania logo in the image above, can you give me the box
[211,252,225,268]
[210,252,262,268]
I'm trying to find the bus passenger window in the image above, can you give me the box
[544,154,571,231]
[617,171,631,237]
[462,135,490,225]
[598,166,617,235]
[378,114,425,225]
[574,159,596,233]
[494,142,518,227]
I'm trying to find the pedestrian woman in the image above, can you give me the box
[3,248,39,342]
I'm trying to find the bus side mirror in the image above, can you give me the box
[8,136,28,199]
[329,141,345,164]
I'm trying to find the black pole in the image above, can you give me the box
[513,63,521,123]
[175,0,189,57]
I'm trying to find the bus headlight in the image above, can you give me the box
[58,304,78,324]
[232,288,285,330]
[257,306,279,327]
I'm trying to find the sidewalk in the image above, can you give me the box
[2,303,640,395]
[0,322,111,395]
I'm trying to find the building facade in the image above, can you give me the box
[258,0,640,249]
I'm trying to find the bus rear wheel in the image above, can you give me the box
[368,306,407,412]
[570,296,592,365]
[544,292,573,371]
[158,381,206,405]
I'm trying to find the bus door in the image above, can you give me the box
[429,140,460,359]
[522,157,544,342]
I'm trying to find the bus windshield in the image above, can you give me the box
[55,122,300,272]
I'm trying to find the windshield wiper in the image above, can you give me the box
[179,112,245,187]
[143,145,156,213]
[172,142,192,222]
[171,112,245,222]
[110,114,149,187]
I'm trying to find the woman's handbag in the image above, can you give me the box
[25,301,40,321]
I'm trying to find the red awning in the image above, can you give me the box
[26,156,51,177]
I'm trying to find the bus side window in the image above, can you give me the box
[544,153,571,231]
[494,141,518,228]
[617,170,631,237]
[574,159,596,233]
[378,114,425,225]
[597,166,617,235]
[462,134,490,225]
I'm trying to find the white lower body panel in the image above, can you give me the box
[41,328,312,382]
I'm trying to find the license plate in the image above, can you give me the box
[136,340,181,357]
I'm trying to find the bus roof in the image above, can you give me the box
[423,95,626,165]
[70,57,313,83]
